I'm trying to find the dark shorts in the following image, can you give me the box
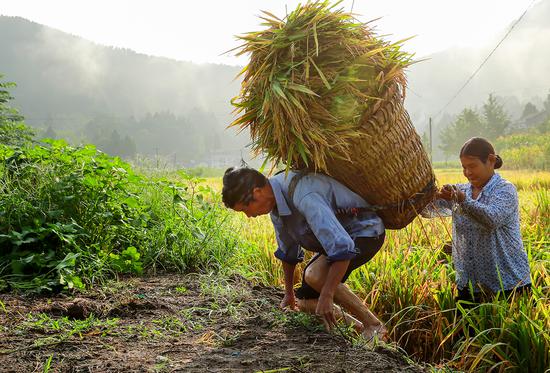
[294,233,385,300]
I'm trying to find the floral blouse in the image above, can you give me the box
[423,173,531,293]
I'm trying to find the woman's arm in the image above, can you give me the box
[456,183,518,230]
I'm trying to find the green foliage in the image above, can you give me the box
[483,93,511,140]
[0,74,34,146]
[521,102,539,119]
[439,108,484,159]
[82,109,223,162]
[108,246,143,274]
[0,140,238,292]
[495,132,550,170]
[439,93,550,169]
[439,94,511,158]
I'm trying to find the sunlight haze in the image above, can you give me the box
[0,0,539,64]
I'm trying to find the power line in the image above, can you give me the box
[432,0,537,119]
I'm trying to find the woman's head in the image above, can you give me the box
[222,166,275,217]
[459,137,502,188]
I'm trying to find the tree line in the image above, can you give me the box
[435,93,550,167]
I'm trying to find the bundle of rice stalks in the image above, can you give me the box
[231,0,436,229]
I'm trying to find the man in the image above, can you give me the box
[222,166,387,339]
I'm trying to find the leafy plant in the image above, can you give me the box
[0,74,34,146]
[0,140,238,291]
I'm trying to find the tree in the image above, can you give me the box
[439,108,484,160]
[541,91,550,125]
[43,125,57,139]
[482,94,511,140]
[521,102,538,119]
[0,74,34,146]
[120,135,137,158]
[543,92,550,114]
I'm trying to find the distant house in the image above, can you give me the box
[205,148,246,168]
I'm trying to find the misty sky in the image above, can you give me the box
[0,0,540,65]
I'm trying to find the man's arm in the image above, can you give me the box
[294,192,358,328]
[316,259,349,329]
[280,261,297,309]
[270,213,304,264]
[270,213,302,309]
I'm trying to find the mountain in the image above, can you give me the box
[0,16,241,119]
[0,16,246,166]
[405,0,550,131]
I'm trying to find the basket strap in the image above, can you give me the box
[287,169,309,210]
[335,178,437,215]
[285,170,436,216]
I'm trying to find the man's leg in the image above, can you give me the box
[302,255,386,339]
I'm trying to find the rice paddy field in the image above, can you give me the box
[219,169,550,372]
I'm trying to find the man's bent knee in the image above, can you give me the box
[304,266,324,291]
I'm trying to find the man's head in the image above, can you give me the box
[222,167,275,218]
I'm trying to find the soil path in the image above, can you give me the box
[0,274,425,372]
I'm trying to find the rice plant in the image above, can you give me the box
[221,169,550,371]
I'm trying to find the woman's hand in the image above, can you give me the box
[280,292,296,310]
[438,184,465,202]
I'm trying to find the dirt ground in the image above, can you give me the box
[0,273,425,372]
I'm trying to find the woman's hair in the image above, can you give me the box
[460,137,503,169]
[222,166,268,208]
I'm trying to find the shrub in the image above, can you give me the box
[0,140,237,292]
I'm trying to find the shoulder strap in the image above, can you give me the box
[287,170,309,208]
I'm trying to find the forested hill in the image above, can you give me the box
[0,16,247,165]
[0,16,240,121]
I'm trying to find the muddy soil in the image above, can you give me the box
[0,273,425,372]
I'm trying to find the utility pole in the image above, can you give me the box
[429,117,433,163]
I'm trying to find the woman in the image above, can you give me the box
[425,137,531,303]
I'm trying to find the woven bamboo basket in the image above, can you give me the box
[231,1,437,229]
[324,83,436,229]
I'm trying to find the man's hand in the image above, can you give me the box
[316,294,337,331]
[280,261,297,311]
[280,292,296,310]
[316,259,349,331]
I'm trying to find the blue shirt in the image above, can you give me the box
[423,173,531,292]
[269,171,385,264]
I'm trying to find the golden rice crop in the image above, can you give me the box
[230,0,414,171]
